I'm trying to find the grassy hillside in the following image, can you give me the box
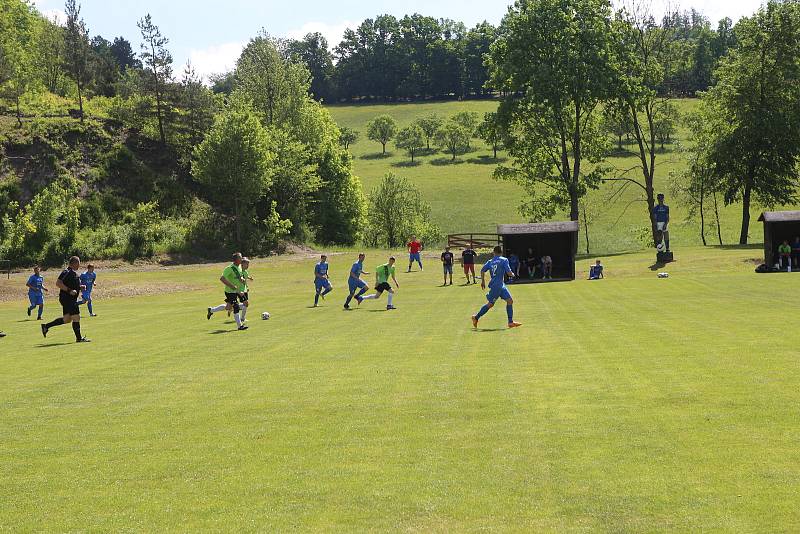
[328,99,797,254]
[1,246,799,530]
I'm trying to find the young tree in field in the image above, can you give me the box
[193,104,275,247]
[367,114,397,155]
[488,0,618,221]
[395,124,425,162]
[695,1,800,244]
[64,0,91,122]
[477,112,502,159]
[338,127,359,150]
[452,111,480,147]
[0,2,37,128]
[653,100,680,149]
[415,113,443,149]
[435,120,471,161]
[601,101,630,151]
[364,173,439,248]
[138,14,173,145]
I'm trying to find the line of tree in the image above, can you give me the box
[209,10,735,104]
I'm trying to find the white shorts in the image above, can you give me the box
[656,222,668,231]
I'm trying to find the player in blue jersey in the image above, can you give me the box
[26,266,48,320]
[314,254,334,307]
[471,246,522,329]
[76,264,98,317]
[344,253,370,310]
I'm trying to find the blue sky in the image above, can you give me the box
[32,0,763,81]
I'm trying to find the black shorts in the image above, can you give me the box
[224,292,240,313]
[60,299,80,316]
[238,292,249,303]
[375,282,392,293]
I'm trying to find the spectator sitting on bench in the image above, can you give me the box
[541,255,553,279]
[792,236,800,269]
[523,248,537,279]
[778,240,792,270]
[589,260,604,280]
[507,251,520,282]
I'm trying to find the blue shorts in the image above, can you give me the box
[28,292,43,306]
[409,252,421,263]
[81,290,92,301]
[348,279,367,293]
[315,278,332,291]
[486,285,512,304]
[443,264,453,274]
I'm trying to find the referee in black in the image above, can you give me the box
[42,256,90,342]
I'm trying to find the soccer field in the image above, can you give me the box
[1,247,799,531]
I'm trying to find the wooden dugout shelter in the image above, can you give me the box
[758,211,800,267]
[448,221,579,281]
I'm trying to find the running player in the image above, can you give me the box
[26,266,48,320]
[344,253,369,310]
[407,236,423,272]
[314,254,333,307]
[77,264,98,317]
[471,246,522,329]
[358,256,400,310]
[206,252,248,331]
[41,256,90,342]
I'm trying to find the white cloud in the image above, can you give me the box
[40,8,67,24]
[285,20,356,50]
[188,41,246,83]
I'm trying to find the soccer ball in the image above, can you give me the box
[656,242,665,252]
[261,312,271,320]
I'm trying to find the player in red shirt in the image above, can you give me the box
[407,236,423,272]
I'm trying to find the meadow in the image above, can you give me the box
[328,99,788,253]
[1,246,799,531]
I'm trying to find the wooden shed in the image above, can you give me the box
[758,211,800,267]
[497,222,579,281]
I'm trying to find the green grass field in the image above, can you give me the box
[328,99,796,253]
[2,246,799,531]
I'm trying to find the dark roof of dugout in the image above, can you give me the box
[497,222,580,235]
[758,211,800,223]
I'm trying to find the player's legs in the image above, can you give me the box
[386,288,396,309]
[37,303,44,320]
[663,228,670,251]
[503,291,522,328]
[469,264,476,283]
[86,295,94,316]
[408,255,413,272]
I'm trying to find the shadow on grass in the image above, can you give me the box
[391,160,422,168]
[36,342,73,348]
[209,329,235,335]
[431,158,465,166]
[472,328,505,332]
[361,152,392,160]
[711,243,763,250]
[466,155,506,165]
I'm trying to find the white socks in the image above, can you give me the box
[387,293,394,306]
[210,304,227,313]
[240,304,248,321]
[234,313,242,327]
[361,294,377,300]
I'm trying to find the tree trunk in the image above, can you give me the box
[570,103,581,222]
[156,89,166,145]
[15,95,22,128]
[713,191,723,245]
[699,176,706,246]
[77,84,84,123]
[582,207,590,255]
[381,142,386,154]
[739,181,752,245]
[493,144,498,159]
[235,198,241,248]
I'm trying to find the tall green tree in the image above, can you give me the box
[0,0,37,126]
[367,114,397,155]
[286,32,335,102]
[363,173,440,248]
[138,14,173,145]
[489,0,619,221]
[695,1,800,244]
[64,0,91,121]
[193,103,276,248]
[338,127,359,150]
